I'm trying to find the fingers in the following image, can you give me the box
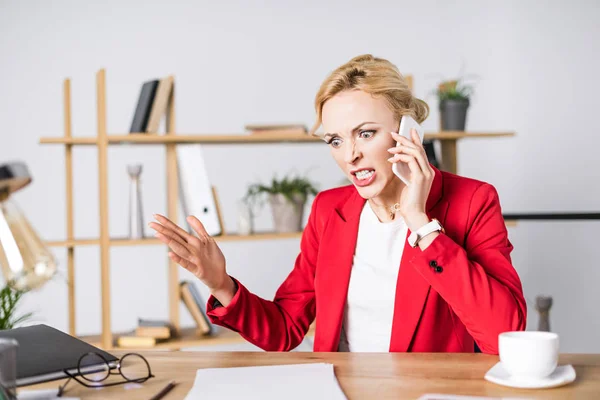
[410,128,422,146]
[391,130,420,150]
[388,154,423,182]
[187,215,210,241]
[155,232,193,259]
[168,252,198,274]
[388,145,430,176]
[148,221,189,248]
[390,149,429,176]
[152,214,193,243]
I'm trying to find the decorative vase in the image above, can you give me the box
[269,193,305,233]
[535,295,553,332]
[127,164,144,239]
[237,200,254,235]
[439,98,470,131]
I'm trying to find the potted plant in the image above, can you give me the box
[244,174,319,233]
[436,77,475,131]
[0,282,32,330]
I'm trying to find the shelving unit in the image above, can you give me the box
[40,69,515,350]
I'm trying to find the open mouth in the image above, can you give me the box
[351,168,376,187]
[353,169,375,180]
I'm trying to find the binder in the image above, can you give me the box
[0,324,118,386]
[177,144,222,236]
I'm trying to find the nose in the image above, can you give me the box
[343,139,361,165]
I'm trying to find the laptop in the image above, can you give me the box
[0,324,118,386]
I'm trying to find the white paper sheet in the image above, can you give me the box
[184,363,347,400]
[417,395,531,400]
[17,388,79,400]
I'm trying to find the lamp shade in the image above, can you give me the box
[0,162,56,291]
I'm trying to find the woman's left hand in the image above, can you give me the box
[387,128,434,231]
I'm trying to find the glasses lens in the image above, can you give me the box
[78,353,110,382]
[120,354,150,382]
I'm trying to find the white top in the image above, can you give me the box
[338,201,408,352]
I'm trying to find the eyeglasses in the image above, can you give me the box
[57,352,154,397]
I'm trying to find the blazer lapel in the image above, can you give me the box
[390,166,447,352]
[316,190,365,351]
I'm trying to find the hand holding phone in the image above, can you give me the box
[391,115,425,185]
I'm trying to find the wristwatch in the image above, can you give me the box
[408,218,444,248]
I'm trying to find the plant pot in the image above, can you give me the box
[439,98,470,131]
[269,193,305,233]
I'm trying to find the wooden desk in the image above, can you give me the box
[22,352,600,399]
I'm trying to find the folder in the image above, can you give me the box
[177,144,222,236]
[0,324,118,386]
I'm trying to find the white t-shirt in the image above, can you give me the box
[338,201,408,352]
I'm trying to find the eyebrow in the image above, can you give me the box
[323,121,377,140]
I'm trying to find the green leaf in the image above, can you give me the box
[0,283,33,330]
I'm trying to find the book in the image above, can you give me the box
[180,281,213,335]
[130,79,159,133]
[145,76,174,133]
[117,335,165,348]
[135,318,174,339]
[0,324,118,386]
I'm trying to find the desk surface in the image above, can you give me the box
[22,352,600,399]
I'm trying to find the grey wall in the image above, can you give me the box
[1,0,599,352]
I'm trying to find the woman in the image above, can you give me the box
[149,54,526,354]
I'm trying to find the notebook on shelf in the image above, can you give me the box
[0,324,118,386]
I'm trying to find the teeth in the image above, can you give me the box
[355,170,374,180]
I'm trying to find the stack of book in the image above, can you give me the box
[117,318,175,348]
[244,124,308,136]
[117,281,213,349]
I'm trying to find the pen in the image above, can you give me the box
[149,380,178,400]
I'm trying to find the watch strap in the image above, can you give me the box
[408,218,444,247]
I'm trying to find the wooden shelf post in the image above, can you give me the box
[165,78,180,334]
[97,69,112,349]
[440,140,458,174]
[63,78,76,336]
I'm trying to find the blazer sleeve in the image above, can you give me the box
[204,193,322,351]
[409,183,527,354]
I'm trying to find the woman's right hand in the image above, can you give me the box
[149,214,236,304]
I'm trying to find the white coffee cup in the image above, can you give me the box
[498,331,559,379]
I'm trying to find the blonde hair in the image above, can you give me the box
[310,54,429,136]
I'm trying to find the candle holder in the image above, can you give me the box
[127,164,145,239]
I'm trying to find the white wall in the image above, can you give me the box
[1,0,599,352]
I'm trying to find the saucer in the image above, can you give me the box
[484,362,576,389]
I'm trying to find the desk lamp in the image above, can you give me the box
[0,162,56,290]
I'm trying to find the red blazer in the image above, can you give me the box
[207,166,527,354]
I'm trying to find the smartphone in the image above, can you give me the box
[391,115,425,185]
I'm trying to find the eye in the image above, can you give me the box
[327,137,343,148]
[359,129,376,139]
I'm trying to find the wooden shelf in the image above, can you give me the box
[82,324,316,351]
[42,70,516,350]
[425,131,514,140]
[82,327,247,351]
[45,231,303,248]
[39,131,514,146]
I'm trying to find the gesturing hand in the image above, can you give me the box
[387,128,434,231]
[149,214,230,293]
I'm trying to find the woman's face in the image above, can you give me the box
[322,90,399,199]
